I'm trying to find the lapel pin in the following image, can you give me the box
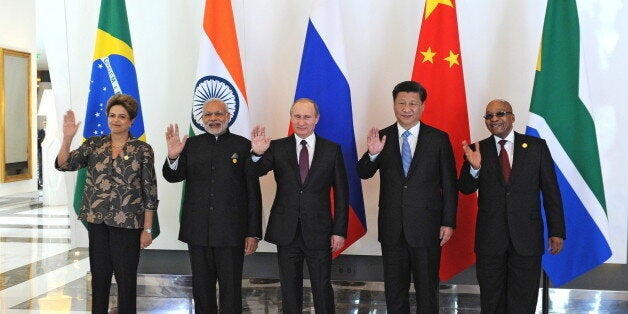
[522,143,528,148]
[231,153,238,163]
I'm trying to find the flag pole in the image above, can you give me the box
[542,270,549,314]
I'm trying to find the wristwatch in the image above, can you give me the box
[144,228,152,234]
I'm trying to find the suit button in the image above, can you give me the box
[209,206,213,211]
[506,192,510,196]
[403,185,407,189]
[210,193,214,197]
[299,190,303,194]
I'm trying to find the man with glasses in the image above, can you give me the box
[357,81,458,313]
[163,98,262,313]
[249,98,349,313]
[458,99,565,313]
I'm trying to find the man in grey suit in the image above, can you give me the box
[458,99,565,313]
[249,98,349,313]
[163,99,262,314]
[357,81,458,313]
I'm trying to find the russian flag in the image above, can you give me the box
[293,0,366,257]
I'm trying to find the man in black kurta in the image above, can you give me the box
[163,99,262,314]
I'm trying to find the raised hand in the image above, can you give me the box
[367,127,386,155]
[165,123,188,159]
[62,110,81,139]
[250,125,271,155]
[462,140,481,170]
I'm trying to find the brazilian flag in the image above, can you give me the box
[74,0,160,237]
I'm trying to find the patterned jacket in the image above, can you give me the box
[56,134,158,229]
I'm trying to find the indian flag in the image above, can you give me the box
[525,0,612,286]
[188,0,250,138]
[178,0,250,217]
[76,0,160,237]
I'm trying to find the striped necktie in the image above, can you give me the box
[402,130,412,176]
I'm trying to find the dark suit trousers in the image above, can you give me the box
[188,244,245,314]
[88,222,142,314]
[476,241,542,314]
[277,224,334,314]
[381,234,441,314]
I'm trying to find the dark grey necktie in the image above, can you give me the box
[299,140,309,184]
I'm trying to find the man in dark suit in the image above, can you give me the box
[163,99,262,314]
[249,98,349,313]
[458,99,565,313]
[357,81,458,313]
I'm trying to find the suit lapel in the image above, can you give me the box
[304,135,325,187]
[481,137,507,186]
[510,132,527,184]
[387,124,405,178]
[406,124,432,179]
[284,136,302,185]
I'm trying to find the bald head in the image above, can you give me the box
[487,99,512,112]
[484,99,515,139]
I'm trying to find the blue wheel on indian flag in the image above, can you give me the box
[191,75,240,133]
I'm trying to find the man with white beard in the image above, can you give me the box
[163,98,262,313]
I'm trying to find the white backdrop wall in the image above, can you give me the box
[0,0,37,197]
[38,0,627,263]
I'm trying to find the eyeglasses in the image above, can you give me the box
[483,111,512,119]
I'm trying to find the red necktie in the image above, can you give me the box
[299,140,309,184]
[499,139,511,182]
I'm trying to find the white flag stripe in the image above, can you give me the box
[309,0,349,77]
[528,113,610,241]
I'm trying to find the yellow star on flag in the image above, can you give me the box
[420,47,437,63]
[424,0,454,19]
[444,50,460,67]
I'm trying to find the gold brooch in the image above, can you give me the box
[124,155,129,160]
[232,158,237,163]
[522,143,528,148]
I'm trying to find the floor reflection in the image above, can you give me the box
[10,275,628,313]
[1,193,626,313]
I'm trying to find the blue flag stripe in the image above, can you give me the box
[527,126,612,286]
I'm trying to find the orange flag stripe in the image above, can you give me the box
[203,0,248,102]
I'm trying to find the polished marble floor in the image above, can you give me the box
[1,192,627,313]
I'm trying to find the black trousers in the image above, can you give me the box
[188,244,245,314]
[277,224,334,314]
[88,222,142,314]
[381,234,441,314]
[476,241,542,314]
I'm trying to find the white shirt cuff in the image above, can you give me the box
[167,157,179,170]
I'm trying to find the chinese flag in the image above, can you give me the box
[411,0,476,281]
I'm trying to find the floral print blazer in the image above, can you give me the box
[56,134,159,229]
